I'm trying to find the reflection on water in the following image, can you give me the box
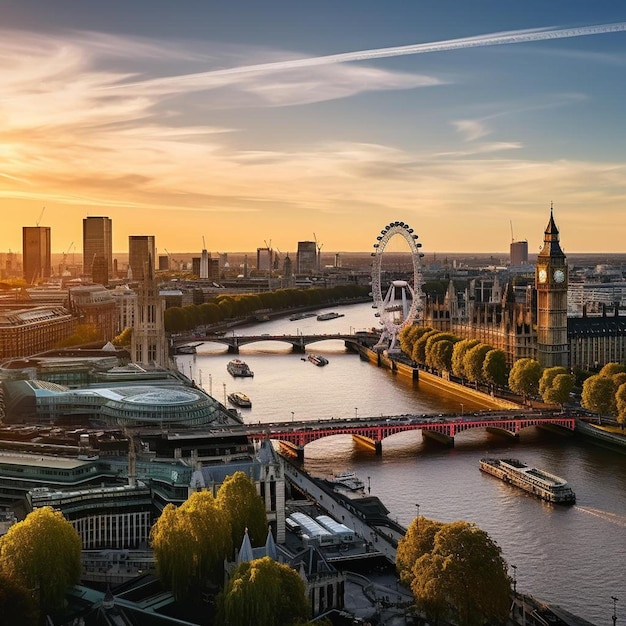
[177,302,626,623]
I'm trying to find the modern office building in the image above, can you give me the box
[83,217,112,279]
[257,247,273,273]
[22,226,51,284]
[510,240,529,267]
[128,236,156,282]
[296,241,318,275]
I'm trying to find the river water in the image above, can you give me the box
[176,302,626,625]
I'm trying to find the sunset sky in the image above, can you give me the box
[2,0,626,256]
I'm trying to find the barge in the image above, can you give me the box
[479,458,576,504]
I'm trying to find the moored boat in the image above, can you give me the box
[226,359,254,378]
[479,458,576,504]
[227,391,252,408]
[316,311,344,321]
[307,354,329,366]
[328,471,365,492]
[289,312,317,321]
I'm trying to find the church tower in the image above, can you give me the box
[535,205,569,368]
[131,255,168,368]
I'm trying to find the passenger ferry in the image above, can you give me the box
[316,311,344,321]
[227,392,252,408]
[226,359,254,378]
[307,354,329,367]
[479,458,576,504]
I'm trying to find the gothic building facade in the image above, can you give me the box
[422,208,626,370]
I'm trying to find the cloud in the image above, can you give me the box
[453,120,490,141]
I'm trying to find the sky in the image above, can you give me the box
[2,0,626,256]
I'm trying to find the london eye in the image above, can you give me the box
[370,221,424,353]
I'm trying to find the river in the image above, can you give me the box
[176,302,626,625]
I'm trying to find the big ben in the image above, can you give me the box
[535,206,569,368]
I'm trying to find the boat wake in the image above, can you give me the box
[575,506,626,527]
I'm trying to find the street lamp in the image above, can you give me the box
[291,411,295,423]
[511,564,517,594]
[611,596,618,626]
[415,503,420,518]
[367,476,371,494]
[208,373,213,396]
[223,383,227,406]
[355,407,358,419]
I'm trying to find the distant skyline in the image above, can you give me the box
[2,1,626,254]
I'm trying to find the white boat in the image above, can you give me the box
[328,471,365,492]
[226,359,254,378]
[228,392,252,408]
[479,458,576,504]
[316,312,344,321]
[307,354,329,366]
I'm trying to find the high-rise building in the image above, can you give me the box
[257,247,273,273]
[296,241,317,275]
[129,235,156,282]
[510,240,529,267]
[83,217,112,278]
[22,226,51,284]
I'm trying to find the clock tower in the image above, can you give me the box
[535,205,569,368]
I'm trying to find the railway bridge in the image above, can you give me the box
[243,412,576,459]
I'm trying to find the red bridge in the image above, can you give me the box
[244,412,576,459]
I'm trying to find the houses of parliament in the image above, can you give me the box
[422,208,626,371]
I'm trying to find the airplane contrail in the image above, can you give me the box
[125,21,626,90]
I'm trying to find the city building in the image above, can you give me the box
[22,226,51,284]
[68,284,117,342]
[510,240,529,267]
[130,260,168,368]
[83,216,113,279]
[421,208,626,370]
[256,247,273,274]
[128,235,156,282]
[296,241,318,275]
[0,305,74,360]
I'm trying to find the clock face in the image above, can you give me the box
[538,268,547,283]
[554,269,565,283]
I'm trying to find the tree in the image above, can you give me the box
[539,367,569,398]
[542,373,575,408]
[425,332,458,371]
[508,358,542,402]
[451,339,479,379]
[598,362,626,378]
[464,343,492,385]
[397,519,510,626]
[112,327,132,347]
[0,507,81,611]
[615,382,626,430]
[482,349,508,387]
[0,571,38,625]
[215,557,310,626]
[216,471,267,549]
[581,374,617,421]
[55,324,103,347]
[150,491,232,599]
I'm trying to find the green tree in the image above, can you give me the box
[0,570,38,625]
[55,324,103,347]
[413,329,438,365]
[464,343,492,384]
[216,471,267,549]
[216,557,310,626]
[508,358,542,402]
[150,491,232,599]
[0,507,81,611]
[581,374,617,421]
[542,373,575,408]
[451,339,479,379]
[397,519,510,626]
[427,339,455,372]
[482,349,508,387]
[539,367,569,398]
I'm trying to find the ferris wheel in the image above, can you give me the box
[370,221,424,353]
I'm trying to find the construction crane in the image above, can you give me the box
[202,236,207,250]
[60,241,73,274]
[36,206,45,226]
[313,232,323,273]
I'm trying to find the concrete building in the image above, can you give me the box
[22,226,51,284]
[510,240,529,267]
[128,235,155,282]
[68,284,117,342]
[296,241,318,275]
[83,216,112,279]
